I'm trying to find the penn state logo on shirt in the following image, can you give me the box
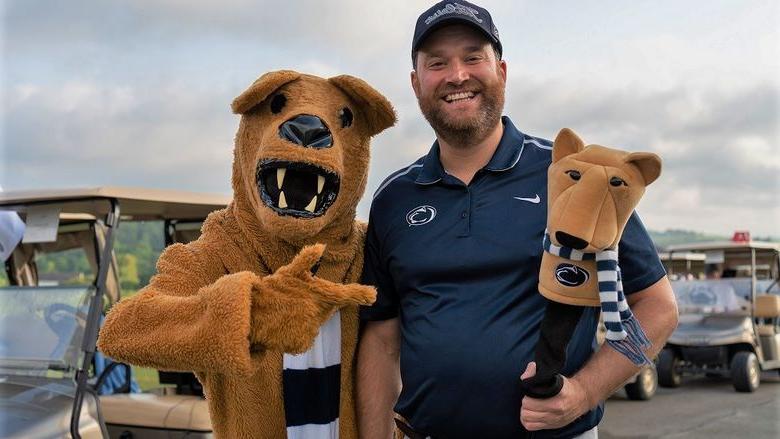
[406,205,436,226]
[555,263,590,287]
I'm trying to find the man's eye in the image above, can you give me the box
[566,170,581,181]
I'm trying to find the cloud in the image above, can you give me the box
[2,0,779,237]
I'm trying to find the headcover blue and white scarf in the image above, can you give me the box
[544,233,652,365]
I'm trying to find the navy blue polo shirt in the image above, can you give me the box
[360,117,666,439]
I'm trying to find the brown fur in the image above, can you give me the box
[539,128,661,306]
[98,71,396,438]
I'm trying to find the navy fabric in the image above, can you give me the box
[282,364,341,426]
[360,117,666,439]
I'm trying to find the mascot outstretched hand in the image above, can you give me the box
[520,128,662,399]
[98,70,395,438]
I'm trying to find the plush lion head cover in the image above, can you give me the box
[540,128,662,307]
[231,70,395,261]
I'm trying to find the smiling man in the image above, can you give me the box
[356,1,677,439]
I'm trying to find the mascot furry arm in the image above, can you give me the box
[98,70,396,438]
[520,128,662,398]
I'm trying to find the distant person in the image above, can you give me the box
[705,263,722,279]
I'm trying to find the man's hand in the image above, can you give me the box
[519,362,593,431]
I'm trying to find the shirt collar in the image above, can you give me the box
[414,116,525,185]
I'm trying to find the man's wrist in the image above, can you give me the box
[569,374,598,411]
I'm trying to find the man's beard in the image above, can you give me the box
[418,80,505,148]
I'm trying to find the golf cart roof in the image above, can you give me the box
[658,252,707,261]
[665,241,780,253]
[0,187,231,221]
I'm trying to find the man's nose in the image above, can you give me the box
[445,61,469,85]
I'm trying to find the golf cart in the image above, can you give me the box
[658,233,780,392]
[658,251,706,281]
[0,187,229,438]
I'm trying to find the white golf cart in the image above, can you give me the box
[0,187,228,438]
[658,235,780,392]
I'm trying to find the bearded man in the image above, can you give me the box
[355,1,677,438]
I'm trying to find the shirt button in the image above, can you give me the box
[461,211,468,218]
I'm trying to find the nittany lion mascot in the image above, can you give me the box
[98,70,395,438]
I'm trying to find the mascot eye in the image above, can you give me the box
[339,107,353,128]
[610,177,627,187]
[270,94,287,114]
[566,170,581,181]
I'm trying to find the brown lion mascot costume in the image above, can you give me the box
[98,70,396,438]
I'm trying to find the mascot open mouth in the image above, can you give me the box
[256,160,340,218]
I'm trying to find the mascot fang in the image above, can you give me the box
[98,70,396,438]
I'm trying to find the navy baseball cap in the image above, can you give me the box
[412,1,502,64]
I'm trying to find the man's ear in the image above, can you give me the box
[411,70,421,99]
[625,152,662,186]
[328,75,397,137]
[231,70,301,114]
[553,128,586,163]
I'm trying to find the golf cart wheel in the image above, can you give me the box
[657,348,681,388]
[731,351,760,392]
[624,366,657,400]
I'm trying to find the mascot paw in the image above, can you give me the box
[249,244,376,353]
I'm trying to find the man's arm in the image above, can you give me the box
[357,318,401,439]
[520,276,678,431]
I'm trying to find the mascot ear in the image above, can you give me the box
[625,152,662,186]
[328,75,397,137]
[552,128,586,163]
[232,70,301,114]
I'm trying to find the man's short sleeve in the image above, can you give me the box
[618,212,667,295]
[359,210,399,321]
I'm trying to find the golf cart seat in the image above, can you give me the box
[755,295,780,318]
[755,295,780,336]
[99,393,211,432]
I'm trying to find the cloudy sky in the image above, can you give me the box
[2,0,778,237]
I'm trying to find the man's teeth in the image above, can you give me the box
[305,196,317,213]
[317,175,325,194]
[277,168,286,188]
[445,91,475,102]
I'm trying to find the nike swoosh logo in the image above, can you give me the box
[513,194,541,204]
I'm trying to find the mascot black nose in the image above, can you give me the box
[556,232,589,250]
[279,115,333,148]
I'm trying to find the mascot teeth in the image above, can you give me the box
[305,196,317,213]
[257,160,340,218]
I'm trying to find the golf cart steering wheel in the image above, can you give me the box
[44,303,82,333]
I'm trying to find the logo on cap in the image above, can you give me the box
[425,2,483,25]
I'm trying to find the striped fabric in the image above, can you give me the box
[282,310,342,438]
[543,233,652,365]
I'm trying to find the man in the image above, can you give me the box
[357,2,678,438]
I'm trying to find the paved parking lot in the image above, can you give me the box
[600,372,780,438]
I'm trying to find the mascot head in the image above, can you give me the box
[547,128,661,253]
[230,70,395,245]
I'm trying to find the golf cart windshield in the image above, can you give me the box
[0,286,92,374]
[672,279,752,316]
